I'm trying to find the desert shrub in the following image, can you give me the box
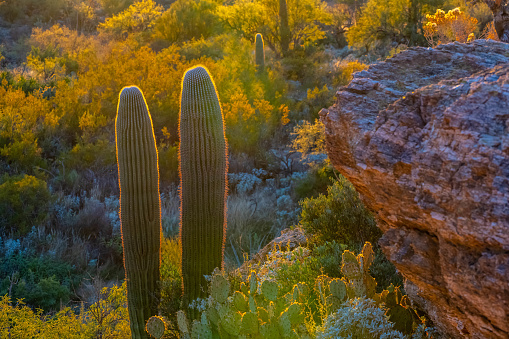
[333,60,368,87]
[178,35,229,61]
[218,0,331,55]
[159,237,182,317]
[310,241,346,278]
[0,174,53,236]
[0,72,43,95]
[98,0,164,38]
[295,85,333,119]
[0,282,129,338]
[153,0,223,44]
[291,118,327,165]
[299,174,382,247]
[228,172,263,195]
[293,163,334,200]
[62,139,116,172]
[0,136,47,174]
[85,282,131,338]
[260,246,317,296]
[423,8,478,47]
[222,93,278,155]
[99,0,135,16]
[72,197,111,239]
[317,297,407,339]
[0,252,80,311]
[0,0,67,24]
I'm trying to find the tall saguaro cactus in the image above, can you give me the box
[179,66,228,318]
[279,0,290,56]
[115,86,161,339]
[255,33,265,72]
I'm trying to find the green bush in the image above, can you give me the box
[61,139,116,172]
[294,163,334,200]
[299,174,381,247]
[0,253,80,311]
[0,137,47,174]
[0,174,53,236]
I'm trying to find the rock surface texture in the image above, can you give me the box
[320,40,509,338]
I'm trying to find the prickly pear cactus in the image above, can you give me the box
[179,65,228,318]
[115,86,161,339]
[261,280,278,302]
[211,274,230,304]
[174,269,308,338]
[341,242,377,299]
[145,316,166,339]
[255,33,265,72]
[379,284,421,335]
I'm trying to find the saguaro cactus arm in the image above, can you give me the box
[116,86,161,339]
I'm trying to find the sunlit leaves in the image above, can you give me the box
[98,0,163,38]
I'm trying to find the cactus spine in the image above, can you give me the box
[255,33,265,72]
[179,66,228,318]
[115,86,161,339]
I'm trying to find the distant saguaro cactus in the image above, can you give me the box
[279,0,290,56]
[115,86,161,339]
[179,66,228,318]
[255,33,265,72]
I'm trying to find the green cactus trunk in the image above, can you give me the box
[255,33,265,72]
[279,0,290,56]
[179,66,228,319]
[115,86,161,339]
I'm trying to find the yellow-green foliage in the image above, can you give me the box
[0,283,130,338]
[159,237,182,317]
[334,61,368,87]
[0,174,53,236]
[218,0,331,53]
[222,93,278,155]
[153,0,222,44]
[98,0,163,38]
[291,119,326,157]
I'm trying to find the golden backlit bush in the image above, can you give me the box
[423,8,478,47]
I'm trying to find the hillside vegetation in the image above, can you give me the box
[0,0,497,337]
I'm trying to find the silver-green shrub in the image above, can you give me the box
[317,297,407,339]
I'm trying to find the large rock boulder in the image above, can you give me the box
[320,40,509,338]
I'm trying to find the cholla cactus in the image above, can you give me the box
[179,65,228,319]
[255,33,265,72]
[115,86,161,338]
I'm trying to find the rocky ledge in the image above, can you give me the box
[320,40,509,338]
